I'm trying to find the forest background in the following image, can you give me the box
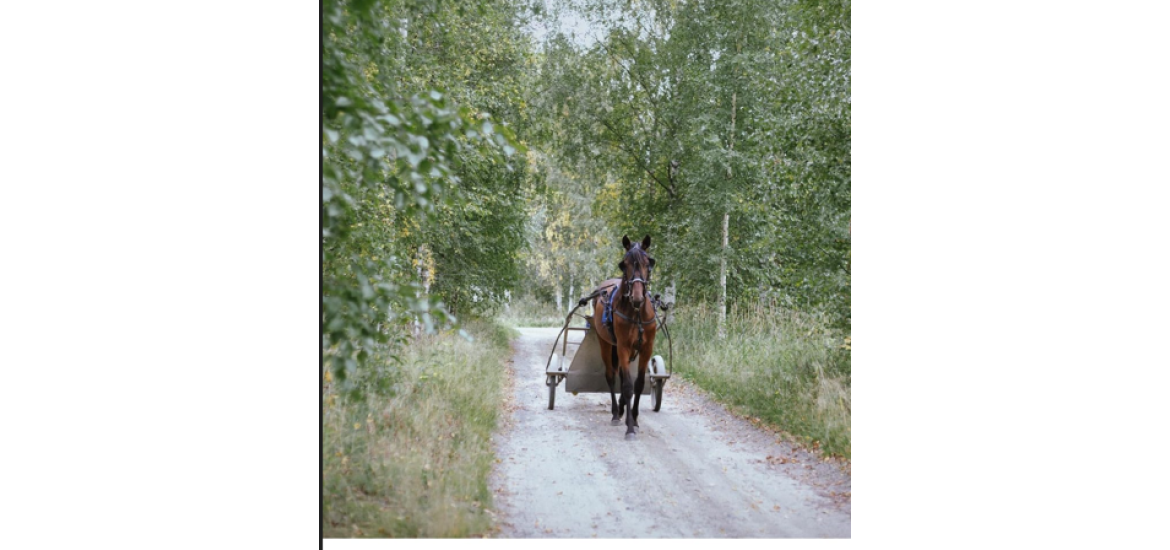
[321,0,851,535]
[322,0,850,396]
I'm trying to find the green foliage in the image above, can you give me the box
[528,0,851,329]
[517,150,615,306]
[321,0,531,392]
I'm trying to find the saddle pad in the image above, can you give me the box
[603,286,616,327]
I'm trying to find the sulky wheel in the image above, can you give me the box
[651,379,664,412]
[547,376,556,410]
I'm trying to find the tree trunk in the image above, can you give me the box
[718,87,737,340]
[727,91,736,178]
[718,211,729,340]
[415,244,430,336]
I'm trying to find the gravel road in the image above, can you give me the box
[488,327,850,538]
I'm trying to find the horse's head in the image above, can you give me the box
[619,234,655,310]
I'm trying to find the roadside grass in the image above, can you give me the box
[496,295,568,328]
[322,319,517,537]
[670,305,851,458]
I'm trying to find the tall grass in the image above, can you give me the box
[322,319,516,537]
[495,295,569,328]
[670,304,851,458]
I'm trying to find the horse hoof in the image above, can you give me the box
[611,418,621,426]
[625,432,637,441]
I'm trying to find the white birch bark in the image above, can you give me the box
[718,212,729,339]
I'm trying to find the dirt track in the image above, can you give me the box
[488,327,850,538]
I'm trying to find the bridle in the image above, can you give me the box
[615,246,656,336]
[622,275,649,302]
[619,246,653,304]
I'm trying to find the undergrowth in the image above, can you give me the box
[671,305,851,458]
[495,295,568,328]
[322,319,517,537]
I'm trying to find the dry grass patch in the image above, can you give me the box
[671,305,851,458]
[323,319,516,537]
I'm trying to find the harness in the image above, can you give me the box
[613,299,655,327]
[600,284,648,342]
[602,286,616,327]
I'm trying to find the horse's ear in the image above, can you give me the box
[642,235,652,251]
[622,235,632,250]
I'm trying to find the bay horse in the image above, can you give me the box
[586,235,657,440]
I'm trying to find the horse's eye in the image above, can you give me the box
[618,261,626,272]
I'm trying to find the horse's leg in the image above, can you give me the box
[631,349,650,432]
[616,344,633,409]
[600,339,621,424]
[617,344,636,438]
